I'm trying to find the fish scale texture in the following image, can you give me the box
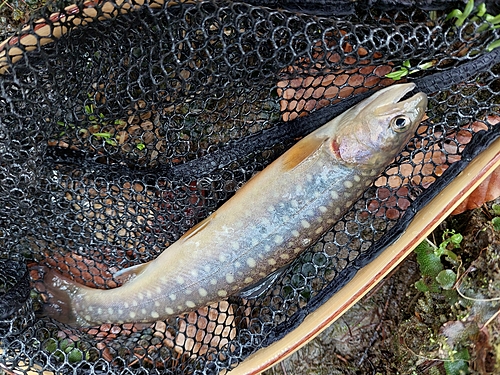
[0,0,500,374]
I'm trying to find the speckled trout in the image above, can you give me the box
[44,83,427,326]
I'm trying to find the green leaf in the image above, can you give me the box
[487,40,500,52]
[477,3,487,17]
[444,348,470,375]
[136,143,146,151]
[492,203,500,216]
[415,280,429,292]
[414,241,444,277]
[492,217,500,232]
[449,233,463,246]
[67,348,83,363]
[436,269,457,290]
[93,132,112,138]
[385,68,409,80]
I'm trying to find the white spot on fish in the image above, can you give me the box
[190,269,198,277]
[274,235,284,244]
[267,205,275,212]
[118,310,123,315]
[251,238,259,246]
[231,241,240,250]
[88,306,93,312]
[294,247,302,253]
[302,238,311,246]
[247,258,256,268]
[280,254,290,260]
[186,301,196,308]
[176,276,185,284]
[331,191,339,199]
[291,200,299,208]
[169,294,176,301]
[307,174,313,181]
[85,315,91,321]
[151,311,159,319]
[335,207,341,215]
[210,279,217,285]
[365,180,372,186]
[198,288,208,297]
[156,287,162,294]
[155,301,160,307]
[130,312,136,319]
[219,253,227,262]
[204,265,211,272]
[165,307,174,315]
[353,175,361,182]
[268,258,276,266]
[132,300,138,307]
[319,206,327,213]
[235,261,241,268]
[292,230,300,237]
[185,289,193,295]
[124,302,129,308]
[345,200,352,207]
[226,274,235,283]
[146,291,152,298]
[97,308,102,315]
[344,180,353,188]
[315,226,324,234]
[244,277,254,283]
[108,308,114,315]
[218,290,227,297]
[141,309,146,315]
[301,220,310,228]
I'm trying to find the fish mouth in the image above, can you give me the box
[373,83,427,116]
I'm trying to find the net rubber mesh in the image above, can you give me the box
[1,0,500,374]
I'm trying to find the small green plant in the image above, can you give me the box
[446,0,476,26]
[491,203,500,231]
[414,230,462,293]
[385,59,435,81]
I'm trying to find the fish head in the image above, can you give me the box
[331,83,427,169]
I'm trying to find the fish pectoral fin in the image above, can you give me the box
[114,262,150,284]
[281,135,327,171]
[237,266,287,299]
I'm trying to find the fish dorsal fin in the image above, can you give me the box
[281,136,326,171]
[180,213,215,241]
[114,262,150,284]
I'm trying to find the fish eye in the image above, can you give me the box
[390,115,412,133]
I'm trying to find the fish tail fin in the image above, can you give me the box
[42,270,83,326]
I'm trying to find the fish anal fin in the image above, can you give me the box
[113,262,150,284]
[281,136,326,171]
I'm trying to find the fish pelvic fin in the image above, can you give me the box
[113,261,150,284]
[42,270,82,326]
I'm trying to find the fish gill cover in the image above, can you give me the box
[0,0,499,374]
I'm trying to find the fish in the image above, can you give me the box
[43,83,427,326]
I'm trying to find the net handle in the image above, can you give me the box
[226,137,500,375]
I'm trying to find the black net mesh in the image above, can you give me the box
[1,0,500,374]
